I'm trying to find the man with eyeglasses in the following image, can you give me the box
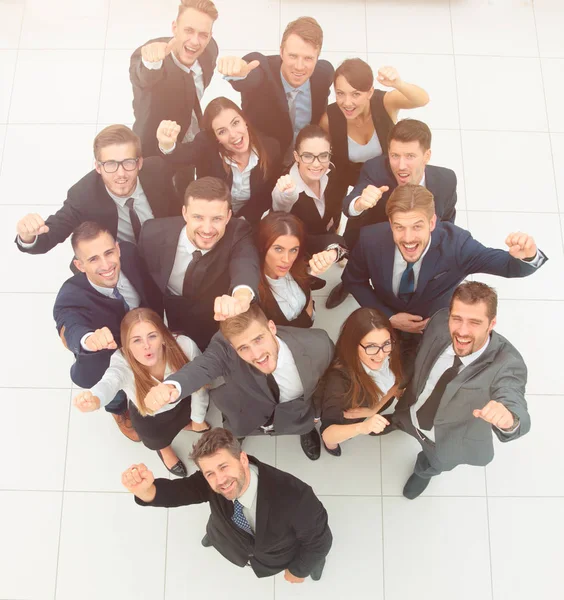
[15,125,180,255]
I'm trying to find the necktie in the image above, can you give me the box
[125,197,142,243]
[398,261,415,303]
[232,499,253,536]
[189,71,203,128]
[266,373,280,403]
[112,287,130,312]
[182,249,203,297]
[287,89,299,127]
[417,355,463,430]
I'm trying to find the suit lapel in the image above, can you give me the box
[252,458,271,546]
[159,218,186,293]
[380,227,396,302]
[277,328,312,399]
[139,161,166,218]
[268,56,292,118]
[416,335,450,398]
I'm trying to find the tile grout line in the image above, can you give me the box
[94,0,113,128]
[163,507,169,600]
[379,435,386,600]
[484,468,495,600]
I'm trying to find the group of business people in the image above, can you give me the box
[15,0,546,585]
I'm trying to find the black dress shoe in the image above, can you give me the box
[323,441,342,457]
[402,472,431,499]
[300,429,321,460]
[201,534,212,547]
[309,275,327,291]
[326,282,349,309]
[310,558,326,581]
[156,450,188,477]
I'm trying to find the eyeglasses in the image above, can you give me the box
[359,339,394,356]
[98,158,139,173]
[298,152,332,164]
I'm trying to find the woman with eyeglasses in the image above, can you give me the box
[314,307,403,457]
[156,96,282,225]
[72,308,210,477]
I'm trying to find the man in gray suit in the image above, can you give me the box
[394,281,531,499]
[143,304,334,460]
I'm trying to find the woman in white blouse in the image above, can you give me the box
[73,308,210,477]
[314,308,404,457]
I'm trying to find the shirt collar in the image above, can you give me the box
[236,464,258,509]
[179,227,211,256]
[105,178,143,207]
[171,53,202,76]
[361,356,391,378]
[289,162,330,201]
[420,173,426,187]
[446,336,491,367]
[87,272,122,297]
[224,149,259,173]
[280,71,311,94]
[273,336,292,373]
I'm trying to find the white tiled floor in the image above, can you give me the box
[1,1,563,599]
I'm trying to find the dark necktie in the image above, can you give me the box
[232,499,253,536]
[182,250,203,297]
[398,261,415,303]
[417,355,463,430]
[125,197,142,243]
[189,71,203,127]
[266,373,280,403]
[112,287,130,312]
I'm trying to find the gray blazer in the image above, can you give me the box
[396,308,531,468]
[166,326,335,437]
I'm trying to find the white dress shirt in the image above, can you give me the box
[272,336,304,403]
[80,272,140,351]
[361,357,398,415]
[142,53,204,143]
[90,335,209,422]
[106,179,154,244]
[236,464,259,533]
[266,273,307,321]
[167,229,211,296]
[391,239,432,297]
[225,151,259,215]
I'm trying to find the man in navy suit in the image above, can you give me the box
[342,184,546,369]
[53,222,162,440]
[327,119,457,308]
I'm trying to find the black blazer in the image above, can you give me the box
[228,54,334,155]
[162,130,282,224]
[343,221,547,319]
[259,276,313,329]
[15,157,180,255]
[135,455,332,578]
[139,216,260,350]
[52,242,163,388]
[130,37,219,157]
[326,90,394,188]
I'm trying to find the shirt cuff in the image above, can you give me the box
[495,421,520,436]
[232,285,255,300]
[159,142,176,155]
[166,380,182,397]
[223,75,246,81]
[80,332,95,352]
[142,58,163,70]
[17,235,38,248]
[521,249,545,268]
[348,196,363,217]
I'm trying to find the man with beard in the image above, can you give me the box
[342,184,546,370]
[394,282,531,499]
[122,428,332,581]
[142,304,334,461]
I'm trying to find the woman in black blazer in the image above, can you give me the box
[314,307,404,457]
[319,58,429,189]
[156,97,282,225]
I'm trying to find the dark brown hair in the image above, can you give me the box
[178,0,218,21]
[450,281,498,321]
[93,125,141,161]
[295,124,331,154]
[202,96,271,179]
[71,221,114,255]
[219,303,270,341]
[281,16,323,51]
[388,118,432,152]
[385,184,435,220]
[327,308,402,410]
[189,427,242,467]
[184,176,232,210]
[334,58,374,92]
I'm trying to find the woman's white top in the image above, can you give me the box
[361,356,398,415]
[272,162,330,218]
[90,335,209,423]
[266,272,307,320]
[347,130,383,164]
[224,150,259,215]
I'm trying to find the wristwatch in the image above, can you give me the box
[500,412,520,432]
[324,243,348,263]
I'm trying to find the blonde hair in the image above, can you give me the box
[178,0,218,21]
[281,16,323,51]
[219,304,270,341]
[385,184,435,221]
[93,125,141,161]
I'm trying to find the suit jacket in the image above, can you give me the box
[139,216,260,350]
[135,455,332,578]
[166,326,334,436]
[162,130,282,224]
[395,308,531,467]
[342,221,547,319]
[228,54,334,155]
[15,157,180,255]
[52,242,163,388]
[130,37,219,157]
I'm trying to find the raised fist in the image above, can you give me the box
[309,248,339,276]
[16,213,49,243]
[217,56,260,78]
[84,327,117,352]
[377,66,402,88]
[121,463,156,501]
[141,39,175,63]
[73,390,101,413]
[276,174,296,195]
[353,185,389,213]
[145,383,179,412]
[505,232,537,261]
[157,119,181,152]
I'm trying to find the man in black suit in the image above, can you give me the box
[130,0,219,158]
[123,428,332,581]
[53,222,162,440]
[143,304,334,461]
[15,125,179,254]
[343,184,546,369]
[139,177,260,351]
[327,119,458,308]
[218,17,334,163]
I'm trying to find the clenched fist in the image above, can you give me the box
[122,463,157,503]
[73,390,101,413]
[359,413,390,435]
[353,185,389,213]
[157,119,181,152]
[84,327,117,352]
[217,56,260,78]
[377,66,402,88]
[276,174,296,195]
[473,400,515,430]
[141,39,175,63]
[214,293,251,322]
[309,249,339,276]
[17,213,49,243]
[145,383,179,412]
[505,232,537,261]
